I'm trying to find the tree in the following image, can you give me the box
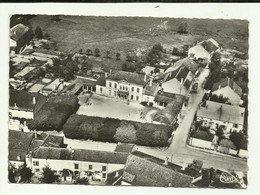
[18,165,33,183]
[116,52,121,60]
[41,166,58,183]
[8,166,17,183]
[229,131,245,150]
[35,26,43,39]
[216,126,225,142]
[86,49,92,56]
[106,51,111,58]
[178,22,188,34]
[126,53,133,62]
[94,48,100,57]
[81,60,93,73]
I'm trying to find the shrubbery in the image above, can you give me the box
[63,114,173,147]
[28,95,79,131]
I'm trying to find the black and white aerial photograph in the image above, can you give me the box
[3,3,256,193]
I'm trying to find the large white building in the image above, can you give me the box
[196,101,245,134]
[97,71,148,102]
[27,147,129,182]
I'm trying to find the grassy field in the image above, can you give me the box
[28,15,249,56]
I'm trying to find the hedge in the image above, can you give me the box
[28,95,79,131]
[63,114,173,147]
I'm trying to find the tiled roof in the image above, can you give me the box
[107,71,147,86]
[143,83,158,96]
[122,151,193,187]
[42,135,64,148]
[154,91,184,104]
[114,143,135,153]
[96,74,106,86]
[199,38,219,54]
[172,57,200,74]
[153,95,184,124]
[10,23,30,41]
[32,147,129,164]
[9,130,34,161]
[197,101,245,125]
[9,89,46,114]
[212,77,243,97]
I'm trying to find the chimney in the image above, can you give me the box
[34,130,37,139]
[109,69,112,74]
[164,156,169,166]
[144,74,147,82]
[14,103,17,108]
[33,97,36,104]
[181,78,184,85]
[149,78,152,86]
[17,155,21,161]
[218,85,221,90]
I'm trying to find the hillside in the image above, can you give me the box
[28,15,249,55]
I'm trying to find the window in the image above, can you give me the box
[89,165,92,170]
[132,87,134,92]
[114,91,117,96]
[114,83,117,88]
[109,90,111,95]
[137,88,140,93]
[100,87,102,93]
[35,169,40,172]
[74,163,79,169]
[33,161,39,166]
[102,166,106,172]
[233,124,238,128]
[102,173,106,178]
[120,85,122,90]
[74,171,79,175]
[136,96,139,101]
[131,95,134,100]
[123,86,125,90]
[109,82,112,87]
[126,86,128,91]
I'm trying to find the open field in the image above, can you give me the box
[28,15,249,54]
[77,94,159,123]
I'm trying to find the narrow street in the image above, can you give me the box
[138,68,248,172]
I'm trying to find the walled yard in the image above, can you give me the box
[77,93,159,123]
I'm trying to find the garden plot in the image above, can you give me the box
[77,94,158,123]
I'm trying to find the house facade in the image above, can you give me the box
[196,101,245,135]
[27,147,129,182]
[10,23,32,54]
[9,90,46,131]
[188,38,220,61]
[102,71,147,102]
[212,77,243,105]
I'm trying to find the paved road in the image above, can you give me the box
[138,68,248,172]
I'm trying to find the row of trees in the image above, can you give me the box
[63,114,173,147]
[79,48,121,60]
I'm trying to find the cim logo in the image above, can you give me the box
[220,172,235,183]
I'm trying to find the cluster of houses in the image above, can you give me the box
[9,129,205,186]
[9,22,247,186]
[189,76,248,158]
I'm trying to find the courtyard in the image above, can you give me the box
[77,93,159,123]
